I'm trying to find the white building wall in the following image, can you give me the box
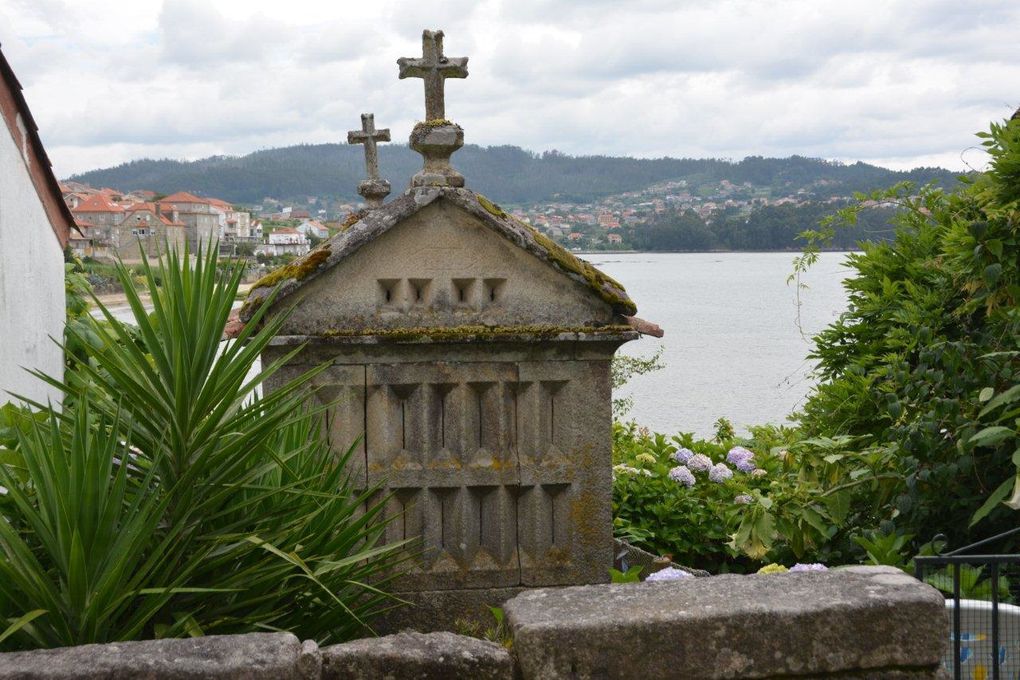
[0,115,65,407]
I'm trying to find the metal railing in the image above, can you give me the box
[915,527,1020,680]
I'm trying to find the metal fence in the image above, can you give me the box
[915,528,1020,680]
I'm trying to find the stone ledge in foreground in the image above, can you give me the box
[0,632,319,680]
[503,565,948,680]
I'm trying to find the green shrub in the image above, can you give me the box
[1,245,402,650]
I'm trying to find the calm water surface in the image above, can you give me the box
[588,252,852,438]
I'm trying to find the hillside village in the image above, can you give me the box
[60,169,905,262]
[60,181,341,262]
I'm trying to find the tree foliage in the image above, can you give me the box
[796,115,1020,550]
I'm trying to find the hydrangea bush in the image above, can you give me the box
[612,420,902,573]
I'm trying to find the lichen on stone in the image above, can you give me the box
[468,193,635,315]
[410,119,460,145]
[250,245,332,292]
[525,223,635,314]
[476,194,507,219]
[319,323,633,343]
[341,209,368,231]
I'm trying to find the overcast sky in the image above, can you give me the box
[2,0,1017,177]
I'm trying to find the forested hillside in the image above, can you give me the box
[68,143,960,206]
[625,202,898,252]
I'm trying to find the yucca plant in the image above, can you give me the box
[0,405,192,648]
[3,243,402,649]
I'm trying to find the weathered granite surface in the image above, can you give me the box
[0,633,319,680]
[243,187,636,628]
[321,631,512,680]
[503,566,948,679]
[371,586,527,635]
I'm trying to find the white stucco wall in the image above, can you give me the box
[0,114,66,407]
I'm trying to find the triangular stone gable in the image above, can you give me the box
[241,188,636,339]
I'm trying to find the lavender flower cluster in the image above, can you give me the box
[672,447,695,464]
[662,443,765,489]
[708,463,733,483]
[668,465,696,487]
[726,446,757,473]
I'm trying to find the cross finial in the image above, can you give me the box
[397,29,468,121]
[347,113,391,207]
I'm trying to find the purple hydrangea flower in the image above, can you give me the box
[735,458,757,473]
[645,567,693,582]
[687,453,713,473]
[734,494,753,505]
[727,446,756,467]
[667,465,696,487]
[789,563,828,572]
[672,447,695,464]
[709,462,734,483]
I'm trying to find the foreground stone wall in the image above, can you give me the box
[506,565,949,680]
[0,567,948,680]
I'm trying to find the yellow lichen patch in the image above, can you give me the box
[249,246,332,291]
[476,194,507,219]
[418,118,453,129]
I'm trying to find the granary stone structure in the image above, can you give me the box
[241,29,652,628]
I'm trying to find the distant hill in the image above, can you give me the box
[68,143,961,206]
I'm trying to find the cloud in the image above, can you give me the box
[1,0,1017,177]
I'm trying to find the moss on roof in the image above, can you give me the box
[474,193,636,314]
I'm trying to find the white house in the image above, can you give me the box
[0,45,75,406]
[259,227,309,257]
[295,218,329,240]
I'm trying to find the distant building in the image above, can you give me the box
[69,193,124,247]
[295,219,329,240]
[260,227,309,256]
[597,211,620,229]
[0,45,76,406]
[115,203,186,261]
[607,233,623,244]
[69,220,98,258]
[208,197,253,239]
[156,191,220,249]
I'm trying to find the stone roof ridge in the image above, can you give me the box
[239,186,636,323]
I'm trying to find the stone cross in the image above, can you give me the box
[397,30,468,121]
[347,113,391,207]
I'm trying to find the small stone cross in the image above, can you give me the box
[347,113,390,181]
[397,30,468,121]
[347,113,392,207]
